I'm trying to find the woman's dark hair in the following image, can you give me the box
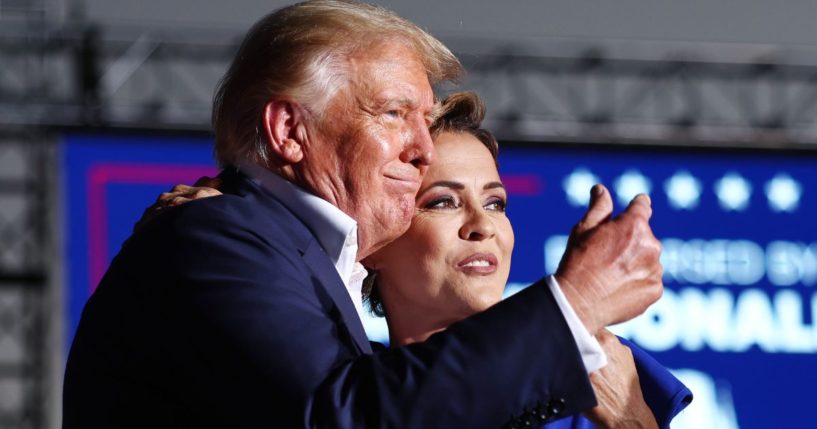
[363,91,499,317]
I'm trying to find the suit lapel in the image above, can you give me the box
[220,166,374,355]
[301,240,373,354]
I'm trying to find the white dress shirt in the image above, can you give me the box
[238,162,605,373]
[546,275,607,373]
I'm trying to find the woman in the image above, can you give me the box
[362,94,513,346]
[154,92,690,428]
[360,92,690,428]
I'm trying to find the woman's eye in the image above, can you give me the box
[485,199,507,212]
[425,196,458,210]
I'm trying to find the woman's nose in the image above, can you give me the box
[459,207,496,241]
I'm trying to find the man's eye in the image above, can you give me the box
[425,196,458,210]
[485,199,507,212]
[385,110,400,118]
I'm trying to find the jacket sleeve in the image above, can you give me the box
[619,338,693,428]
[314,281,596,428]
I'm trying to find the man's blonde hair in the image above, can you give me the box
[212,0,463,166]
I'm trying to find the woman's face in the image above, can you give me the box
[367,131,514,323]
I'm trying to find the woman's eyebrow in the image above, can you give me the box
[426,180,465,190]
[418,180,465,196]
[419,180,504,196]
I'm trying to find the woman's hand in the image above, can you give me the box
[133,176,223,232]
[583,330,658,429]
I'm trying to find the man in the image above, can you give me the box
[64,1,663,428]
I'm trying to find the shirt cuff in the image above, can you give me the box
[546,275,607,374]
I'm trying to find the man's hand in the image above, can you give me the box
[133,176,223,232]
[555,184,663,335]
[584,330,658,429]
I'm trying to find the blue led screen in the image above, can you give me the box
[63,133,817,428]
[497,144,816,429]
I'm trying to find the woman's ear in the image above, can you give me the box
[261,100,307,165]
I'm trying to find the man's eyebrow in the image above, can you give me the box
[372,96,416,110]
[425,101,443,126]
[370,95,439,127]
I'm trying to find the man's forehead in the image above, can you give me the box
[352,45,430,83]
[353,68,434,109]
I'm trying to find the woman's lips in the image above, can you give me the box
[457,253,498,275]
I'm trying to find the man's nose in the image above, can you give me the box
[399,117,435,168]
[459,207,496,241]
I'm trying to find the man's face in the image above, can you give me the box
[297,42,436,259]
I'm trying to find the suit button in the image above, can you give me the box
[535,403,549,421]
[548,398,566,416]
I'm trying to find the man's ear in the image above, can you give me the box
[261,100,307,164]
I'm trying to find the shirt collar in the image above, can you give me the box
[238,161,358,264]
[238,162,369,320]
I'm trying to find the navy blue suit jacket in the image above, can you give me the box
[64,168,595,428]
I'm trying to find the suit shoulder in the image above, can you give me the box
[162,191,303,244]
[123,191,311,274]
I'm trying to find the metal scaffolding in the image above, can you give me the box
[456,40,817,148]
[1,1,64,427]
[0,130,55,429]
[4,23,817,146]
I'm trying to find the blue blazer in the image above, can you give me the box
[541,338,692,429]
[64,168,596,428]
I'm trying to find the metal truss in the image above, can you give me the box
[0,130,55,429]
[0,20,234,132]
[1,23,817,148]
[5,23,817,148]
[454,40,817,148]
[1,5,63,428]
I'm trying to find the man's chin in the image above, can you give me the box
[356,222,410,261]
[355,198,414,257]
[379,219,412,247]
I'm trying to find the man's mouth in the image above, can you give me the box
[385,174,421,190]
